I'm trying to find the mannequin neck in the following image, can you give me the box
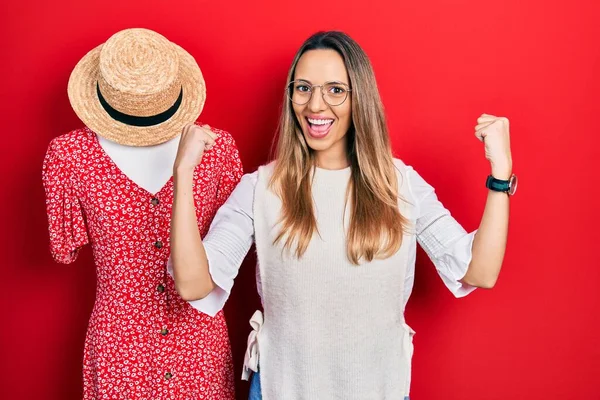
[97,134,181,195]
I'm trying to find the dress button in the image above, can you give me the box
[157,284,165,293]
[151,197,160,206]
[161,327,169,336]
[154,241,163,249]
[165,372,173,380]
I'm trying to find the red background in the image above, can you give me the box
[1,0,599,399]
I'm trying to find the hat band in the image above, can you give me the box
[96,83,183,127]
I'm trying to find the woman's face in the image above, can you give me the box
[291,49,352,164]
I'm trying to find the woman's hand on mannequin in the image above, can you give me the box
[171,123,218,301]
[174,124,218,173]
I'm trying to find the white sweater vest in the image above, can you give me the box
[253,161,417,400]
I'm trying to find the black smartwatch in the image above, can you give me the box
[486,174,518,196]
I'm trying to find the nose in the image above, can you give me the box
[307,86,327,113]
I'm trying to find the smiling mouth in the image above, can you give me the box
[306,117,334,138]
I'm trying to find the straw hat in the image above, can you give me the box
[68,28,205,146]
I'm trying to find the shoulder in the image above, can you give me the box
[391,157,416,187]
[196,122,238,155]
[195,123,242,177]
[392,157,429,206]
[257,161,276,175]
[44,127,96,168]
[47,127,95,154]
[392,157,415,173]
[209,125,236,148]
[240,170,259,187]
[194,122,240,168]
[253,161,278,192]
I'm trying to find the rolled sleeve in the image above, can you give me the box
[169,172,257,316]
[167,256,229,317]
[407,166,477,298]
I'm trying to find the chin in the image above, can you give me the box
[304,134,335,152]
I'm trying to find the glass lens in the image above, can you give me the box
[323,82,349,106]
[288,81,312,105]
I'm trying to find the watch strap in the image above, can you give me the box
[486,175,511,192]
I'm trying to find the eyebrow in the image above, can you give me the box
[295,78,350,86]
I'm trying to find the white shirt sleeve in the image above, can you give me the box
[406,166,477,297]
[167,172,257,316]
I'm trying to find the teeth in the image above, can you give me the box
[308,118,333,126]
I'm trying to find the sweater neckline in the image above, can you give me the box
[314,165,351,176]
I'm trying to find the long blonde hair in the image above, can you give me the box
[270,31,408,264]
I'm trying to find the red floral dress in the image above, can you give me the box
[42,127,242,399]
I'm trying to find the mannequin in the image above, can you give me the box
[42,28,241,399]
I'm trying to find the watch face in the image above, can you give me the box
[508,174,518,196]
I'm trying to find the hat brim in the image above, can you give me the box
[67,43,205,147]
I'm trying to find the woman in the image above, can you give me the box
[170,31,514,400]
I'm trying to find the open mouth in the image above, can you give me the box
[306,117,334,139]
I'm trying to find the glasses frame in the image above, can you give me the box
[286,80,352,106]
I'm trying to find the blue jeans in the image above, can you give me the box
[248,370,410,400]
[248,370,262,400]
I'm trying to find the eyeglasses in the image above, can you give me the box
[286,80,352,106]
